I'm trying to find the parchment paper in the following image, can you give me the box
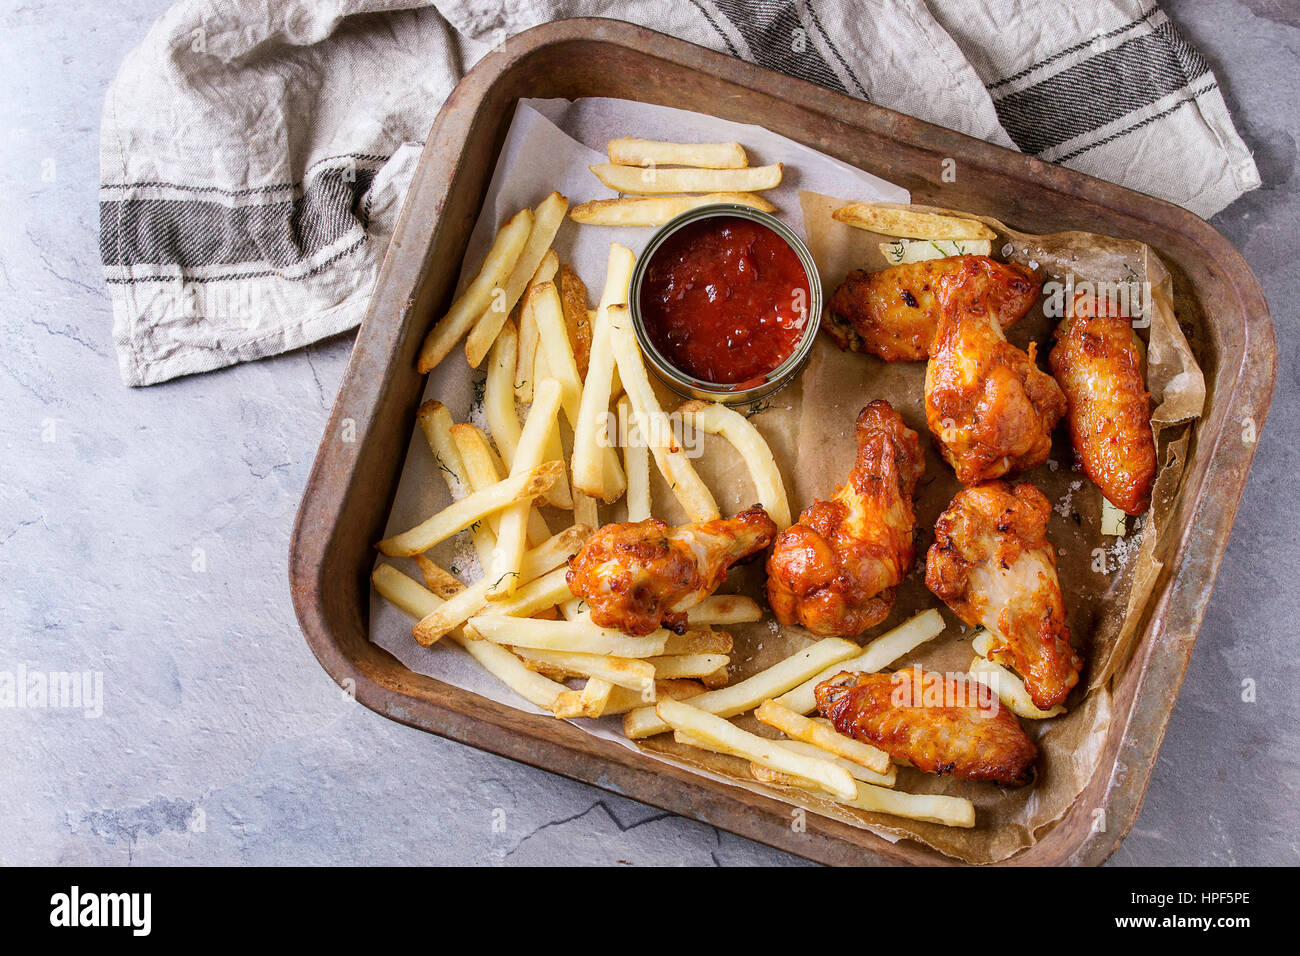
[370,98,1205,864]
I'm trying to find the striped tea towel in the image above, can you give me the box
[100,0,1258,386]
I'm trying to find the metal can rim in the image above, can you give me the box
[628,204,823,407]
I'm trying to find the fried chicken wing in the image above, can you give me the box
[766,400,924,637]
[816,668,1038,786]
[1049,292,1157,515]
[925,481,1081,710]
[567,506,777,636]
[924,257,1066,484]
[825,255,1040,362]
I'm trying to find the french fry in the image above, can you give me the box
[411,526,589,645]
[701,665,730,689]
[590,162,782,195]
[573,491,600,529]
[531,280,626,501]
[465,615,667,658]
[415,400,496,566]
[611,679,705,713]
[531,248,558,286]
[607,304,718,522]
[569,192,776,226]
[553,677,616,719]
[413,554,463,600]
[450,423,552,547]
[831,202,996,241]
[754,699,890,774]
[479,566,571,619]
[649,654,729,680]
[558,264,592,379]
[572,244,637,501]
[516,648,654,692]
[837,781,976,828]
[879,237,992,265]
[657,698,856,800]
[607,138,748,169]
[465,191,569,368]
[377,460,563,557]
[371,564,566,710]
[486,377,564,598]
[773,739,897,787]
[661,628,733,655]
[623,637,860,739]
[774,609,946,715]
[676,400,792,529]
[515,294,540,403]
[617,395,651,523]
[417,209,532,373]
[684,594,762,627]
[968,657,1066,719]
[485,319,523,465]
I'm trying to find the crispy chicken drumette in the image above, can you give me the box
[825,255,1040,362]
[766,400,924,638]
[924,257,1066,485]
[567,506,777,636]
[816,668,1038,786]
[1049,291,1157,516]
[925,480,1082,711]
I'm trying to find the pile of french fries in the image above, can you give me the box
[371,150,984,830]
[570,137,783,227]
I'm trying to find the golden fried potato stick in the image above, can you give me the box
[377,460,563,557]
[657,698,856,801]
[531,280,626,500]
[413,553,463,600]
[618,395,651,522]
[558,264,592,379]
[623,637,859,739]
[465,615,667,658]
[418,208,532,373]
[572,244,636,500]
[373,564,567,710]
[589,163,782,195]
[450,423,552,546]
[772,739,897,788]
[774,609,946,715]
[754,699,890,774]
[677,400,792,529]
[607,304,718,522]
[486,377,565,598]
[684,594,761,627]
[465,192,569,368]
[516,648,654,693]
[415,400,496,566]
[648,654,730,680]
[412,525,590,645]
[831,202,996,241]
[607,138,748,169]
[570,192,776,227]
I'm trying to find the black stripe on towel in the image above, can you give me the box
[993,22,1211,157]
[100,166,377,273]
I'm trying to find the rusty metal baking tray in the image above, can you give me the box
[289,18,1276,865]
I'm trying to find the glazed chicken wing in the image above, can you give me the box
[925,481,1082,711]
[1049,292,1157,515]
[925,257,1066,484]
[816,668,1038,786]
[825,255,1040,362]
[766,400,924,637]
[567,506,777,636]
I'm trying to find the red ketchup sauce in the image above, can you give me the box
[639,216,810,386]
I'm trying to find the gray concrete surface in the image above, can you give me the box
[1,0,1294,866]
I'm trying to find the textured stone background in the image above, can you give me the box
[1,0,1295,866]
